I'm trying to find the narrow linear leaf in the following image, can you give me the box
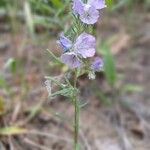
[101,45,117,86]
[0,75,6,88]
[50,87,75,98]
[46,49,62,64]
[0,96,4,115]
[0,127,27,135]
[122,84,143,93]
[24,1,34,35]
[4,58,17,74]
[45,76,66,88]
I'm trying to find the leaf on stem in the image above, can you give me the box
[0,126,27,135]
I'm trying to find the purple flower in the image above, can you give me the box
[72,0,84,15]
[57,34,72,52]
[91,57,103,71]
[59,32,96,68]
[88,0,106,10]
[72,0,106,24]
[60,52,81,68]
[74,32,96,58]
[79,4,99,25]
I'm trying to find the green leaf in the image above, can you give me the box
[74,143,80,150]
[0,75,6,88]
[0,96,4,115]
[50,87,77,98]
[45,76,66,88]
[46,49,63,64]
[51,0,63,8]
[0,127,27,135]
[24,1,34,35]
[101,45,117,86]
[106,0,113,7]
[4,58,17,74]
[122,84,143,93]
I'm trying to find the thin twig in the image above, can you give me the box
[116,126,132,150]
[23,138,51,150]
[8,136,14,150]
[28,130,72,144]
[46,49,62,64]
[80,129,91,150]
[0,142,6,150]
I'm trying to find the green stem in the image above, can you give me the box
[74,95,80,149]
[73,70,80,150]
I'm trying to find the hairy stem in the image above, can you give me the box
[73,70,80,150]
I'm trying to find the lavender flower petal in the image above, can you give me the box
[91,57,103,71]
[88,0,106,10]
[58,35,72,52]
[72,0,84,15]
[74,32,96,58]
[60,52,81,68]
[79,4,99,24]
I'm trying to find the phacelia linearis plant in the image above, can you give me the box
[46,0,106,149]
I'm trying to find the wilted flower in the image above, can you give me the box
[72,0,106,24]
[45,80,52,95]
[88,57,103,79]
[91,57,103,71]
[58,32,96,68]
[88,71,96,80]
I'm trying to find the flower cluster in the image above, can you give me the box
[59,32,96,68]
[73,0,106,24]
[58,0,106,78]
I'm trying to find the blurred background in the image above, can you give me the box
[0,0,150,149]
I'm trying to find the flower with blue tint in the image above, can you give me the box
[91,57,103,71]
[60,52,81,68]
[74,32,96,58]
[57,35,73,52]
[72,0,84,15]
[72,0,106,24]
[79,4,99,25]
[58,32,96,68]
[88,0,106,10]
